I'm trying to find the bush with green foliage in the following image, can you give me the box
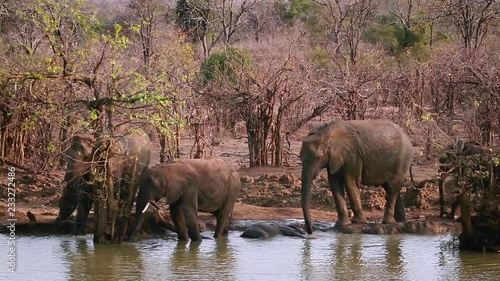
[201,47,252,85]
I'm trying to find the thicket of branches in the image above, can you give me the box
[0,0,500,168]
[0,0,498,245]
[1,0,499,169]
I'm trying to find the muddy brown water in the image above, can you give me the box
[1,222,500,281]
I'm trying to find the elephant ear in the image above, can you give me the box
[70,134,95,159]
[327,123,360,174]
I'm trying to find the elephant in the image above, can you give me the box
[438,140,500,218]
[128,157,241,242]
[240,223,306,239]
[55,123,151,235]
[300,119,413,234]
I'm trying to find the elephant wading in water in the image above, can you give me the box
[240,223,306,239]
[128,157,241,242]
[55,124,151,235]
[301,119,413,234]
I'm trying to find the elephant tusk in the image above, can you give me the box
[141,202,151,214]
[150,201,161,210]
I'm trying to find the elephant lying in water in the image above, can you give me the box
[301,119,413,234]
[240,223,307,239]
[128,157,241,242]
[55,124,151,236]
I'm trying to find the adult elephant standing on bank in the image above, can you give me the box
[128,157,241,242]
[55,123,151,236]
[300,119,413,234]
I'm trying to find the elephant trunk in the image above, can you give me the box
[301,168,314,234]
[127,186,150,241]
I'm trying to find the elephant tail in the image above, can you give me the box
[409,164,418,188]
[409,164,436,189]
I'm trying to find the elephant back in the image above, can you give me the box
[342,119,413,183]
[115,125,151,169]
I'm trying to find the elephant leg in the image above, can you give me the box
[75,186,93,236]
[170,203,189,241]
[181,204,202,242]
[446,197,460,219]
[343,177,366,224]
[214,199,236,238]
[57,184,79,221]
[382,181,404,224]
[328,175,350,226]
[394,194,406,222]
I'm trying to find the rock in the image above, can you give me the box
[278,174,294,186]
[403,185,436,209]
[268,174,280,182]
[240,175,254,184]
[257,174,268,181]
[268,182,280,189]
[332,220,461,235]
[362,188,386,210]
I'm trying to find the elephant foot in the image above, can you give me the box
[335,217,351,226]
[351,214,367,224]
[73,228,86,236]
[395,215,406,223]
[53,216,65,225]
[382,216,396,224]
[177,235,189,241]
[189,233,203,242]
[395,210,406,222]
[73,222,87,236]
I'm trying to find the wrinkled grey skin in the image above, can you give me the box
[301,119,413,234]
[240,223,306,239]
[438,140,500,217]
[55,124,151,235]
[128,157,241,242]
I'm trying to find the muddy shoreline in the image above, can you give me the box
[0,164,462,238]
[1,201,461,237]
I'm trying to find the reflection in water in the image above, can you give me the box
[384,235,404,279]
[1,233,500,281]
[331,233,364,279]
[61,236,144,281]
[300,239,313,280]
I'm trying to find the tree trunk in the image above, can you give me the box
[456,192,474,249]
[92,106,117,243]
[116,159,138,243]
[273,112,283,166]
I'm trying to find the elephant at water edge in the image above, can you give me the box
[128,157,241,242]
[300,119,414,234]
[240,223,307,239]
[55,123,151,236]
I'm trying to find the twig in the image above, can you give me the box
[0,157,35,173]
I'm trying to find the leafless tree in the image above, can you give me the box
[436,0,499,54]
[128,0,168,69]
[177,0,256,59]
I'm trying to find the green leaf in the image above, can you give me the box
[90,109,99,120]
